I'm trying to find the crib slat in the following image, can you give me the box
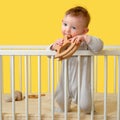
[25,56,29,120]
[104,56,108,120]
[117,56,120,120]
[95,56,98,92]
[0,56,3,120]
[91,56,94,120]
[19,56,22,91]
[48,57,50,93]
[56,60,59,85]
[38,56,41,120]
[28,56,32,93]
[51,56,54,120]
[64,59,68,120]
[11,56,15,120]
[77,56,81,120]
[114,56,117,93]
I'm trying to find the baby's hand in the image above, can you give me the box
[70,35,90,44]
[69,35,84,44]
[51,38,64,50]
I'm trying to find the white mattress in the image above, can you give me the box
[2,93,117,120]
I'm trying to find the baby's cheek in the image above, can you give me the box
[62,31,65,35]
[72,33,79,37]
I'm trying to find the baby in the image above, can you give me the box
[49,6,103,113]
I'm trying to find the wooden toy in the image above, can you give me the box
[54,35,81,60]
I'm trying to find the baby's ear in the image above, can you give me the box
[83,28,89,34]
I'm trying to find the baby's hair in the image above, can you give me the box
[65,6,90,27]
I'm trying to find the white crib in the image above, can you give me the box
[0,45,120,120]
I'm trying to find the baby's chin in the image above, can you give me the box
[63,34,72,38]
[63,33,81,38]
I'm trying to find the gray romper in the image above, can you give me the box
[50,36,103,113]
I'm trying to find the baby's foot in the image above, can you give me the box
[54,107,71,113]
[54,107,64,113]
[85,110,96,114]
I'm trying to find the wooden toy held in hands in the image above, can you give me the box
[54,35,81,60]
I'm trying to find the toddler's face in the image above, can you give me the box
[62,15,88,37]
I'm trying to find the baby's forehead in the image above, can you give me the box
[64,14,85,20]
[63,15,88,27]
[63,15,85,23]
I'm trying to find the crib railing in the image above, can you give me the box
[0,45,120,120]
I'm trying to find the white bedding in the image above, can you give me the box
[2,93,117,120]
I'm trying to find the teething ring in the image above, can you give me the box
[54,35,81,60]
[60,42,80,60]
[54,35,75,58]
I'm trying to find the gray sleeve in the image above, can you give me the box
[87,36,104,53]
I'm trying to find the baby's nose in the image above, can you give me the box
[65,27,71,34]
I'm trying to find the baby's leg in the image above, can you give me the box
[54,87,64,111]
[54,83,71,112]
[54,69,71,112]
[80,59,92,113]
[80,76,92,113]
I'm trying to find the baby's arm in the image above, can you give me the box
[48,38,64,51]
[71,35,103,53]
[86,35,104,53]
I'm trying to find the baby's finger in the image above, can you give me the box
[70,37,76,43]
[57,41,63,46]
[74,38,80,44]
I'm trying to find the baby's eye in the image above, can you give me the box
[63,23,67,26]
[72,26,76,30]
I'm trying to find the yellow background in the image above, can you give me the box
[0,0,120,93]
